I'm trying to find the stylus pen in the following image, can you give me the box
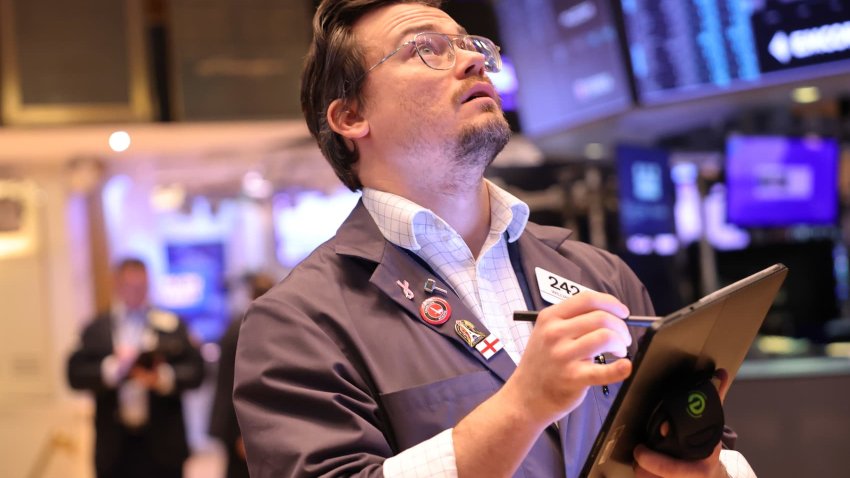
[513,311,662,327]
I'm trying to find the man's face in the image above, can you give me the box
[352,3,510,183]
[115,266,148,311]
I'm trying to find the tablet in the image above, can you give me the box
[580,263,789,478]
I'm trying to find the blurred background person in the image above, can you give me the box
[209,272,276,478]
[67,257,205,478]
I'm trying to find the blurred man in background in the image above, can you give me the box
[67,258,204,478]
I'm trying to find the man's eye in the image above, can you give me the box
[417,38,446,56]
[406,44,420,57]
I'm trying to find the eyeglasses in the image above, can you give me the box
[366,32,502,75]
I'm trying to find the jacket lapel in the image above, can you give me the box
[98,314,116,353]
[512,224,590,439]
[515,223,589,310]
[371,245,517,383]
[336,202,516,383]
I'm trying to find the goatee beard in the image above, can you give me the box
[453,108,512,170]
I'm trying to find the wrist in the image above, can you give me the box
[494,380,552,433]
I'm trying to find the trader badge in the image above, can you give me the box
[454,319,486,348]
[419,297,452,325]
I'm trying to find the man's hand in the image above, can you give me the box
[634,443,728,478]
[128,365,161,389]
[112,345,140,380]
[634,369,732,477]
[500,290,633,430]
[454,290,634,477]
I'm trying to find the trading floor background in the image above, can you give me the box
[1,1,850,477]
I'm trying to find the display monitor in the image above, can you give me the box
[620,0,850,104]
[616,144,676,237]
[163,242,228,343]
[725,135,839,227]
[493,0,634,135]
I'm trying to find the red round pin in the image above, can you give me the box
[419,297,451,325]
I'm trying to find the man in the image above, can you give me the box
[67,258,204,478]
[234,1,756,477]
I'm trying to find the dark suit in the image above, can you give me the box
[210,318,250,478]
[234,202,655,477]
[67,310,204,478]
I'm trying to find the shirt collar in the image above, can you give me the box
[112,301,150,323]
[362,179,530,251]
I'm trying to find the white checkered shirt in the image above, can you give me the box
[364,180,533,478]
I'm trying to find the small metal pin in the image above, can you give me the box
[424,278,448,296]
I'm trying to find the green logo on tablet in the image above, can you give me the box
[687,391,707,418]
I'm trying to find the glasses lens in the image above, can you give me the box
[415,33,454,70]
[467,36,501,73]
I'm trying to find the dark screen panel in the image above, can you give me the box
[0,0,152,124]
[14,0,129,105]
[168,0,311,121]
[493,0,633,135]
[616,144,676,236]
[716,240,839,342]
[752,0,850,75]
[621,0,850,104]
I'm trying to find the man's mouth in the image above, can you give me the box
[460,83,497,104]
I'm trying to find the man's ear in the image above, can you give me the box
[327,99,369,140]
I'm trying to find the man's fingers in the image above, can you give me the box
[555,327,631,360]
[572,357,632,386]
[540,311,633,348]
[634,442,722,477]
[712,368,731,402]
[540,291,630,323]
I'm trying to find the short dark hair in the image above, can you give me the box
[114,257,147,274]
[301,0,442,191]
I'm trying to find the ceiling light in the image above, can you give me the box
[242,171,273,199]
[791,86,820,104]
[108,131,131,152]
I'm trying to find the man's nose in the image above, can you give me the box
[455,47,486,77]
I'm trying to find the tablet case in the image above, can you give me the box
[580,263,789,478]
